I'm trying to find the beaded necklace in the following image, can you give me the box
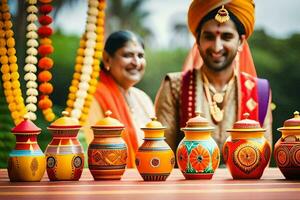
[202,69,236,124]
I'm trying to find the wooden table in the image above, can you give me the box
[0,168,299,200]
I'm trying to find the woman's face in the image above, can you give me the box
[105,40,146,90]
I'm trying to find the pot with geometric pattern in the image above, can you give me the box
[223,113,271,179]
[88,110,127,180]
[275,111,300,179]
[177,112,220,179]
[135,117,175,181]
[45,111,84,181]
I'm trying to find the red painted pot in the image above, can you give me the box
[223,113,271,179]
[275,111,300,179]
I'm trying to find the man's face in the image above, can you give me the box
[197,19,244,72]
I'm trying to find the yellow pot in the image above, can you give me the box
[136,117,175,181]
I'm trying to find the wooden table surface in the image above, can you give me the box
[0,168,299,200]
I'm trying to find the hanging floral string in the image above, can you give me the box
[24,0,40,121]
[66,0,106,125]
[0,0,26,125]
[37,0,55,122]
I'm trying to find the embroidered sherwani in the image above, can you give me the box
[155,69,272,154]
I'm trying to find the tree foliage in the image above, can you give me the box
[249,30,300,144]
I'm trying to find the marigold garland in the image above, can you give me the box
[66,0,106,125]
[37,0,55,122]
[0,0,26,125]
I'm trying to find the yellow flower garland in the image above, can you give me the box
[0,0,26,125]
[66,0,105,125]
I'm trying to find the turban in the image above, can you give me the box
[188,0,255,39]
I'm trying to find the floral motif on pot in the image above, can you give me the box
[177,144,188,172]
[189,144,210,172]
[290,144,300,166]
[233,143,260,174]
[211,147,220,171]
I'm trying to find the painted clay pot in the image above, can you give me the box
[88,110,127,180]
[275,111,300,179]
[45,111,84,181]
[135,117,175,181]
[8,116,46,182]
[177,112,220,179]
[223,113,271,179]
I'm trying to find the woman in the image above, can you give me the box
[86,30,154,168]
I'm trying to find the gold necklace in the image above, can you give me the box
[202,71,235,123]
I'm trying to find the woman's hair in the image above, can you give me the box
[100,30,145,70]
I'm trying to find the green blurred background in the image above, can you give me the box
[0,0,300,168]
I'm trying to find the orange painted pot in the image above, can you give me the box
[135,118,175,181]
[88,111,127,180]
[45,111,84,181]
[223,113,271,179]
[8,117,46,182]
[275,111,300,179]
[177,113,220,179]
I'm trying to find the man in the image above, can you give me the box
[155,0,272,154]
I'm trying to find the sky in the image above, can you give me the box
[55,0,300,48]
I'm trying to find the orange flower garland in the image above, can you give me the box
[37,0,55,122]
[0,0,26,125]
[66,0,105,125]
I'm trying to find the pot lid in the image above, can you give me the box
[48,111,81,128]
[93,110,124,128]
[181,112,214,131]
[227,113,265,132]
[278,111,300,130]
[12,115,41,133]
[141,117,166,130]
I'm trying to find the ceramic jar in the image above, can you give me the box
[88,110,127,180]
[177,112,220,179]
[223,113,271,179]
[135,117,175,181]
[8,116,46,182]
[275,111,300,179]
[45,111,84,181]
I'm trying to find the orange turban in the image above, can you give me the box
[188,0,255,39]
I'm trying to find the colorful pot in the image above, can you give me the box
[177,112,220,179]
[45,111,84,181]
[275,111,300,179]
[88,110,127,180]
[223,113,271,179]
[8,116,46,182]
[135,117,175,181]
